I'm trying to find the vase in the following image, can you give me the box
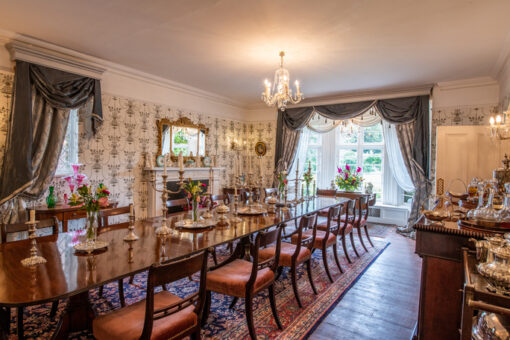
[46,186,57,208]
[192,198,199,222]
[86,210,98,243]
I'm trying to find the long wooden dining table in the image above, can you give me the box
[0,196,349,339]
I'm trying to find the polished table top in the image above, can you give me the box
[0,197,348,307]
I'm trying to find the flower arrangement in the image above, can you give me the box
[277,170,288,198]
[182,179,206,221]
[63,164,87,194]
[335,164,363,192]
[68,183,110,241]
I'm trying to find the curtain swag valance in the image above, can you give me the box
[0,60,103,208]
[276,95,430,177]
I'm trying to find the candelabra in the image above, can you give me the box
[149,170,185,236]
[202,165,214,219]
[123,206,139,241]
[281,184,289,212]
[21,220,47,267]
[231,174,243,223]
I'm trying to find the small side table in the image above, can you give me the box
[32,203,118,232]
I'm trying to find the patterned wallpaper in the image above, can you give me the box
[430,103,498,185]
[0,70,276,220]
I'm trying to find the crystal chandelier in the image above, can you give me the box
[261,51,303,111]
[489,104,510,140]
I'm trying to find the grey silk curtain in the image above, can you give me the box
[274,112,301,185]
[0,61,102,221]
[274,94,431,228]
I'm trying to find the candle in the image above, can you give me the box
[178,152,184,171]
[313,180,316,196]
[129,204,134,216]
[29,209,35,222]
[238,155,242,176]
[301,183,304,196]
[234,186,238,196]
[308,160,311,171]
[234,156,238,177]
[163,154,167,176]
[259,156,263,177]
[295,80,300,96]
[296,158,299,173]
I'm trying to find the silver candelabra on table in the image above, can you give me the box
[21,219,47,267]
[203,164,215,219]
[231,174,243,223]
[123,204,139,241]
[149,169,185,236]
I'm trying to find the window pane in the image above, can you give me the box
[56,109,79,175]
[305,148,321,180]
[309,131,322,145]
[362,148,383,197]
[338,149,358,168]
[338,131,357,144]
[363,124,383,144]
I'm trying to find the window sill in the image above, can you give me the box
[374,202,411,212]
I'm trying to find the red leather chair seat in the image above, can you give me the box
[206,259,274,297]
[93,291,197,340]
[291,229,336,248]
[259,242,311,267]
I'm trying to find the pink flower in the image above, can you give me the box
[345,164,350,171]
[337,167,342,173]
[284,179,288,185]
[201,183,206,187]
[356,167,361,173]
[344,173,349,180]
[98,197,109,208]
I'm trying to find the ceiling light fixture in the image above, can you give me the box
[261,51,303,111]
[490,104,510,140]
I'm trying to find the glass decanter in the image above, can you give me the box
[474,185,499,221]
[467,182,486,219]
[498,183,510,222]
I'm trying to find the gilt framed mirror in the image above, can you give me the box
[157,117,208,162]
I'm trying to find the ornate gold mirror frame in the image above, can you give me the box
[156,117,209,161]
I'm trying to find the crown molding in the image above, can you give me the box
[0,30,246,110]
[5,40,106,79]
[282,84,433,109]
[436,77,498,91]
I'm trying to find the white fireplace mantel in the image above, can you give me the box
[144,167,223,218]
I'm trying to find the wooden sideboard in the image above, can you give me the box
[414,220,493,340]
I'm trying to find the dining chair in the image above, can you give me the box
[260,213,318,308]
[166,197,190,216]
[293,204,343,283]
[202,225,283,340]
[240,190,252,204]
[318,199,358,263]
[97,206,132,306]
[1,217,60,339]
[98,206,131,230]
[316,189,338,217]
[93,250,208,340]
[354,195,373,251]
[208,194,228,207]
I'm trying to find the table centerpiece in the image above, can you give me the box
[335,164,363,192]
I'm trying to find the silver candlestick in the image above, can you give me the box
[231,174,243,223]
[21,220,47,267]
[203,165,214,219]
[149,170,185,236]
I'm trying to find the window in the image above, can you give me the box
[304,131,322,182]
[55,109,79,176]
[336,124,384,198]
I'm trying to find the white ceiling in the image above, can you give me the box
[0,0,510,107]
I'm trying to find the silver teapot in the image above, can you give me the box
[473,312,510,340]
[472,235,506,263]
[478,242,510,294]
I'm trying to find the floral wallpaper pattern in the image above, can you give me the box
[0,70,276,220]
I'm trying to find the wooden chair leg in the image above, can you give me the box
[129,275,135,285]
[229,297,239,309]
[321,249,334,283]
[364,225,374,247]
[290,265,302,308]
[342,234,352,263]
[245,292,256,340]
[99,285,104,297]
[350,232,360,258]
[118,279,126,307]
[332,243,344,273]
[211,248,218,266]
[162,284,168,291]
[305,259,318,295]
[275,266,283,281]
[190,328,201,340]
[268,284,282,330]
[16,307,23,340]
[49,300,59,318]
[201,291,211,327]
[357,227,368,252]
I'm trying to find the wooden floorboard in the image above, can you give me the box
[310,227,421,340]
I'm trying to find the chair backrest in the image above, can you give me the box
[360,195,370,221]
[141,250,208,340]
[316,189,337,197]
[209,194,228,207]
[166,198,189,208]
[98,206,131,228]
[292,213,317,255]
[320,204,343,242]
[241,191,251,204]
[1,217,59,243]
[248,225,283,288]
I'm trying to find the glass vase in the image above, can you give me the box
[192,198,199,222]
[46,186,57,208]
[86,210,98,243]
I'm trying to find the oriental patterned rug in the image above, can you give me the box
[10,235,389,339]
